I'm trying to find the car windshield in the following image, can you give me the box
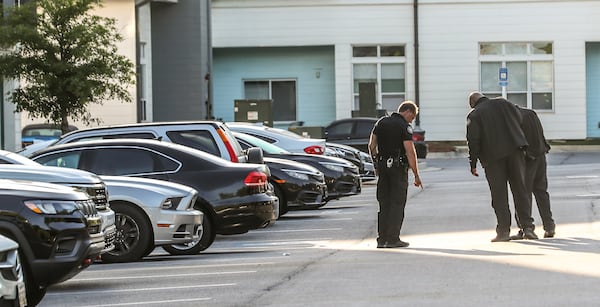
[233,132,290,154]
[263,126,308,139]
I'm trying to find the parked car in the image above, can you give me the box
[100,176,204,259]
[233,132,362,201]
[324,117,428,159]
[0,234,26,307]
[227,123,327,155]
[21,123,77,148]
[0,179,104,305]
[0,162,117,256]
[0,151,204,262]
[262,157,327,216]
[30,139,278,253]
[325,142,375,181]
[38,121,263,164]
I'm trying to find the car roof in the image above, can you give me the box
[59,121,224,140]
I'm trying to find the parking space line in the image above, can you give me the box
[48,283,235,296]
[81,262,276,274]
[70,271,256,282]
[80,298,212,306]
[258,228,342,233]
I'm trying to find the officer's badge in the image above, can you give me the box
[407,126,413,134]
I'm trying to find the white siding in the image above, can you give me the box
[213,0,600,141]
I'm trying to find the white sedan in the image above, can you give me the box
[227,122,327,155]
[0,234,27,307]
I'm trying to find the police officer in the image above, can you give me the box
[368,100,422,248]
[466,92,536,242]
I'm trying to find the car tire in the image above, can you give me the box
[162,211,214,255]
[22,257,46,306]
[273,183,288,217]
[102,203,153,263]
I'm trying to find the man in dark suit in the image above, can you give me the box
[466,92,537,242]
[511,107,556,239]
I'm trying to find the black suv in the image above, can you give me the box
[0,180,104,305]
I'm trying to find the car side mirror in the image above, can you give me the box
[247,147,264,164]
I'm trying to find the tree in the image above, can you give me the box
[0,0,135,134]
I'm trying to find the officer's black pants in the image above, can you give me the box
[376,163,408,243]
[516,154,555,231]
[483,149,533,235]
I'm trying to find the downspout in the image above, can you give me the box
[413,0,421,127]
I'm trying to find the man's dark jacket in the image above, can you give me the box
[519,107,551,158]
[466,96,528,168]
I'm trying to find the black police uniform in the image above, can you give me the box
[518,107,555,234]
[466,96,534,238]
[372,112,412,245]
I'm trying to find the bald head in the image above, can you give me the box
[468,92,485,108]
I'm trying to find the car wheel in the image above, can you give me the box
[162,212,214,255]
[102,203,153,263]
[273,183,288,217]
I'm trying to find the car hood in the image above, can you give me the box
[263,157,322,174]
[0,165,102,185]
[0,234,18,251]
[0,179,88,200]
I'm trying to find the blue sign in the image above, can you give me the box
[499,67,508,86]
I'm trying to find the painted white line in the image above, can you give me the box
[258,228,342,233]
[71,271,255,282]
[280,218,353,222]
[567,175,599,179]
[48,283,235,296]
[576,194,600,198]
[82,262,275,274]
[242,240,328,246]
[79,298,212,307]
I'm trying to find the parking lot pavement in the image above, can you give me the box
[40,152,600,306]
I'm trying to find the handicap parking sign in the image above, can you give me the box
[499,67,508,86]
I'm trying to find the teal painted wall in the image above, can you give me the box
[586,43,600,138]
[213,46,335,127]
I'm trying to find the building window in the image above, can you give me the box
[352,45,406,113]
[244,80,297,122]
[479,42,554,111]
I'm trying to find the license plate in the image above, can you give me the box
[17,281,27,307]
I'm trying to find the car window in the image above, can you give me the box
[356,121,376,138]
[166,130,221,156]
[327,122,353,137]
[86,148,178,176]
[234,133,290,154]
[36,152,82,169]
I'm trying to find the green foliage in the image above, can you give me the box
[0,0,135,133]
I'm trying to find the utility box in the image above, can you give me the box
[288,126,325,139]
[234,99,273,127]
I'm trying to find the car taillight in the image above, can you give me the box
[217,128,239,163]
[412,133,425,142]
[304,145,324,155]
[244,171,267,187]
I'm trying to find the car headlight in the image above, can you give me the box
[161,197,183,210]
[319,162,345,172]
[282,169,310,181]
[24,200,78,215]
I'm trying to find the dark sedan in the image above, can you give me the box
[324,117,428,159]
[233,132,361,201]
[263,157,327,216]
[30,139,278,251]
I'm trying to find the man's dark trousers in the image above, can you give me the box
[520,154,555,232]
[483,149,533,235]
[376,163,408,244]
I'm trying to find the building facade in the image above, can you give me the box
[211,0,600,141]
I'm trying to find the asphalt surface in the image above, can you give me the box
[39,149,600,306]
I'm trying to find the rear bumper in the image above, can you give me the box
[214,194,278,235]
[153,209,204,245]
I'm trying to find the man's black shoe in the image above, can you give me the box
[377,241,386,248]
[544,230,555,238]
[509,230,524,240]
[523,228,539,240]
[491,234,511,242]
[385,240,409,248]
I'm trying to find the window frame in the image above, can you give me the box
[479,42,555,112]
[243,79,298,126]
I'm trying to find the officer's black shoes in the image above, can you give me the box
[523,228,539,240]
[385,240,409,248]
[544,230,555,238]
[491,234,511,242]
[509,230,524,240]
[377,242,386,248]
